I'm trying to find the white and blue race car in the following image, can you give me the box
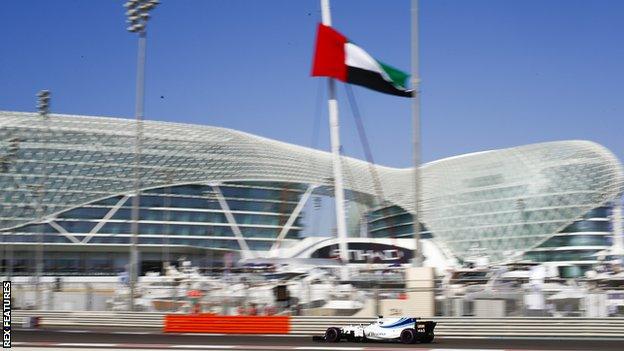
[314,316,436,344]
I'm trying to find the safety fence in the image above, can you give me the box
[15,311,624,338]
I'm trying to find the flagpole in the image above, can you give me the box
[411,0,424,267]
[320,0,350,280]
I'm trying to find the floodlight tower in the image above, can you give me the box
[1,137,20,280]
[35,89,51,309]
[124,0,160,311]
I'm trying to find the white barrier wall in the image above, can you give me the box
[13,311,624,339]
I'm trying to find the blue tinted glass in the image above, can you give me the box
[525,249,600,262]
[100,223,131,234]
[371,223,413,237]
[285,230,301,239]
[583,207,610,219]
[369,213,413,231]
[140,196,165,207]
[42,235,70,243]
[13,223,56,234]
[561,220,612,233]
[170,238,207,246]
[247,241,273,250]
[369,222,427,238]
[169,184,212,196]
[233,214,282,226]
[56,221,97,233]
[89,236,130,244]
[166,197,220,209]
[139,237,164,245]
[369,206,408,221]
[111,208,228,223]
[113,223,236,237]
[144,187,165,194]
[220,187,299,202]
[92,196,125,206]
[206,226,233,236]
[240,227,279,238]
[539,235,610,248]
[227,200,295,213]
[57,207,109,220]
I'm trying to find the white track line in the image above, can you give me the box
[294,347,364,350]
[171,346,236,349]
[13,349,237,351]
[8,342,581,351]
[56,343,118,347]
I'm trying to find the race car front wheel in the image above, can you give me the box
[400,328,417,344]
[325,327,341,342]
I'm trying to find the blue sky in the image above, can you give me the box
[1,0,622,168]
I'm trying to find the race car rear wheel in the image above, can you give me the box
[325,327,341,343]
[400,328,417,344]
[420,332,434,343]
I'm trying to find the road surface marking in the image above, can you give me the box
[13,349,238,351]
[8,342,585,351]
[294,347,365,351]
[172,346,236,349]
[57,343,118,347]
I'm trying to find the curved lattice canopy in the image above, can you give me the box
[1,111,622,262]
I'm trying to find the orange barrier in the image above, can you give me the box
[164,314,291,334]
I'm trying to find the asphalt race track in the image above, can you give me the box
[13,329,624,351]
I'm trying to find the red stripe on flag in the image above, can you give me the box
[311,23,347,81]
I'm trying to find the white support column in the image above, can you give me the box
[321,0,350,280]
[410,0,424,267]
[211,184,253,260]
[82,195,130,243]
[270,185,316,256]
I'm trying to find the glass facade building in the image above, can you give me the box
[369,204,617,276]
[1,111,623,275]
[367,205,431,239]
[524,206,615,277]
[2,180,305,274]
[419,141,623,265]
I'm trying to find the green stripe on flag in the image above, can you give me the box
[379,62,410,89]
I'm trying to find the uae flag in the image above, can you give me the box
[311,24,413,97]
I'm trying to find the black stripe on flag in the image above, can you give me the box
[347,66,413,97]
